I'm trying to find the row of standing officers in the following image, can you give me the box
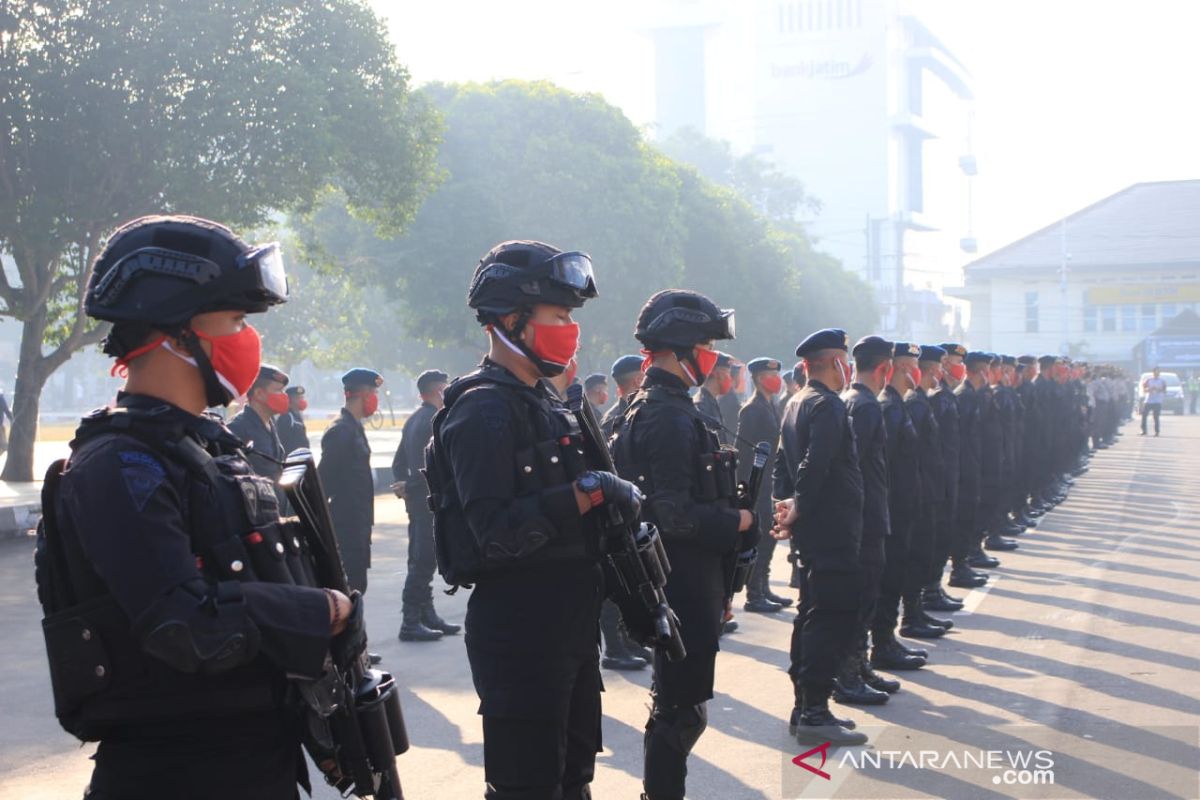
[36,217,1100,800]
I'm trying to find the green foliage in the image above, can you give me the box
[0,0,441,479]
[300,81,879,375]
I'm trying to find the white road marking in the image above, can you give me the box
[956,574,999,616]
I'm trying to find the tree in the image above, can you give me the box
[301,81,877,375]
[0,0,441,479]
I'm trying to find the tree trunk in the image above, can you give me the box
[1,308,50,482]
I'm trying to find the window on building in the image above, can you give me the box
[1141,304,1157,331]
[1121,305,1136,332]
[1024,291,1039,333]
[1161,304,1178,322]
[1083,305,1097,332]
[1101,305,1116,332]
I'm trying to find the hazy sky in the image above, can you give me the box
[371,0,1200,268]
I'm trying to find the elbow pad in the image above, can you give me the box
[134,579,261,674]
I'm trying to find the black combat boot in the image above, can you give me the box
[601,633,648,671]
[949,563,987,589]
[966,547,1000,569]
[905,594,952,630]
[832,652,890,706]
[421,602,461,635]
[744,596,783,613]
[398,607,444,642]
[984,534,1018,551]
[871,637,926,670]
[859,650,901,693]
[899,613,947,640]
[922,585,963,612]
[791,687,868,746]
[766,590,795,608]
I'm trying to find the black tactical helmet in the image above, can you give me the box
[86,215,288,329]
[634,289,735,350]
[467,240,598,323]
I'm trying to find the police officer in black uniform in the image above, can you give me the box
[426,240,642,800]
[276,385,310,454]
[320,368,383,594]
[228,364,289,489]
[736,357,791,613]
[918,346,966,613]
[584,372,609,421]
[600,354,645,439]
[718,359,744,443]
[835,336,903,706]
[693,351,734,447]
[903,345,954,636]
[611,289,755,800]
[37,215,354,798]
[951,351,994,585]
[394,369,458,642]
[772,328,868,746]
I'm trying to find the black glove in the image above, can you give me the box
[331,590,366,668]
[736,511,760,552]
[578,470,643,527]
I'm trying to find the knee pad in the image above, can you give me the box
[646,702,708,755]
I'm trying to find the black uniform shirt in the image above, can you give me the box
[276,410,310,455]
[879,385,921,526]
[227,406,284,485]
[906,386,943,506]
[978,385,1004,493]
[930,382,961,506]
[600,394,630,439]
[841,383,890,552]
[772,380,863,569]
[694,387,725,440]
[393,401,437,495]
[59,394,330,679]
[954,380,982,505]
[319,408,374,533]
[735,391,782,520]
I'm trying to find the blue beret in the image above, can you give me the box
[1038,354,1058,366]
[965,351,991,367]
[796,328,849,358]
[851,335,893,360]
[1001,355,1016,367]
[258,364,289,386]
[939,342,967,358]
[1017,354,1037,366]
[919,345,946,362]
[715,352,734,368]
[416,369,449,393]
[584,373,607,389]
[285,385,305,397]
[611,355,643,379]
[342,367,384,389]
[892,342,921,359]
[747,357,782,374]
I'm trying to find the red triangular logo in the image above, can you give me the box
[792,741,832,780]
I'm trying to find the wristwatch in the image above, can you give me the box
[576,473,605,508]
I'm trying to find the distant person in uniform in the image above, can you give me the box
[694,351,734,445]
[1141,366,1167,436]
[584,372,609,420]
[320,368,383,593]
[600,354,645,439]
[227,364,289,489]
[276,385,310,454]
[394,369,459,642]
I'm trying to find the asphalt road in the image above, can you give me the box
[1,416,1197,799]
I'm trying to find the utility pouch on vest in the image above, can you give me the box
[241,523,295,585]
[41,593,122,736]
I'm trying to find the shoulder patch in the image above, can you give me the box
[118,451,166,512]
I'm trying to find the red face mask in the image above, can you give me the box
[350,391,379,417]
[880,363,894,386]
[297,398,309,412]
[760,374,783,395]
[908,366,922,388]
[265,392,290,415]
[947,362,967,382]
[718,373,734,395]
[685,347,721,386]
[527,321,580,371]
[565,358,579,385]
[160,324,262,404]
